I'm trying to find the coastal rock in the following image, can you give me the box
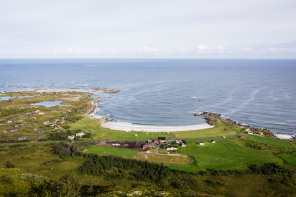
[100,117,113,124]
[194,111,276,137]
[103,89,120,94]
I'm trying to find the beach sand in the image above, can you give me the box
[101,121,214,132]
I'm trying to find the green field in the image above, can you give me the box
[70,117,124,140]
[173,122,238,138]
[277,152,296,166]
[138,152,190,164]
[86,145,138,158]
[166,136,288,172]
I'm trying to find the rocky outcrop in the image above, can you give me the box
[103,89,120,94]
[194,111,275,137]
[100,117,113,124]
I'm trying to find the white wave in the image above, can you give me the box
[226,88,261,115]
[275,134,294,139]
[101,121,214,132]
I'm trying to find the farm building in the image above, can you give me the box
[211,140,216,143]
[75,132,85,137]
[7,128,17,133]
[158,137,166,143]
[199,142,204,146]
[142,144,149,149]
[167,146,178,151]
[68,136,74,140]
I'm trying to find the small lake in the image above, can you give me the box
[0,96,15,101]
[0,95,35,101]
[30,100,71,107]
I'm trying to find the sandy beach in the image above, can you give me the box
[101,121,214,132]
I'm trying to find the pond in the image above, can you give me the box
[30,100,71,107]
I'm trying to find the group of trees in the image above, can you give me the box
[78,154,197,189]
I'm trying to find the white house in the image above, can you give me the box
[167,146,178,151]
[211,140,216,143]
[68,136,75,140]
[75,132,84,137]
[199,142,205,146]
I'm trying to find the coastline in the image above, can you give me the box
[87,95,294,139]
[100,121,214,132]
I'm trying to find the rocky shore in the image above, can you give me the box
[194,112,276,137]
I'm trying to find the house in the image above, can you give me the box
[167,146,178,151]
[68,136,75,140]
[240,136,246,139]
[222,136,226,138]
[211,140,216,143]
[248,131,253,134]
[7,128,18,133]
[75,132,84,137]
[112,143,120,146]
[158,137,166,143]
[147,140,152,143]
[153,139,159,143]
[259,131,264,136]
[34,128,41,132]
[246,128,250,132]
[182,143,186,147]
[54,119,60,122]
[142,144,149,149]
[199,142,204,146]
[43,121,49,125]
[135,134,138,136]
[175,139,182,144]
[18,137,27,140]
[7,120,12,124]
[0,121,3,126]
[39,112,45,115]
[15,123,24,127]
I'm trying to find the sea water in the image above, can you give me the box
[0,59,295,138]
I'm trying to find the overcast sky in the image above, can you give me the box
[0,0,296,58]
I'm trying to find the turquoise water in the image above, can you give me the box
[0,59,295,137]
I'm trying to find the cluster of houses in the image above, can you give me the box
[67,132,85,140]
[141,137,186,152]
[246,128,263,136]
[198,140,215,146]
[3,120,26,133]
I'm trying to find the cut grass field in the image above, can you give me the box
[85,145,139,158]
[138,152,190,164]
[166,136,288,172]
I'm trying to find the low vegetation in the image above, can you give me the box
[1,90,296,196]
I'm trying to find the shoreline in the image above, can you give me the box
[87,96,295,139]
[101,121,214,132]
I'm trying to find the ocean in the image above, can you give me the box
[0,58,295,138]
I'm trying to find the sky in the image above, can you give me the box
[0,0,296,58]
